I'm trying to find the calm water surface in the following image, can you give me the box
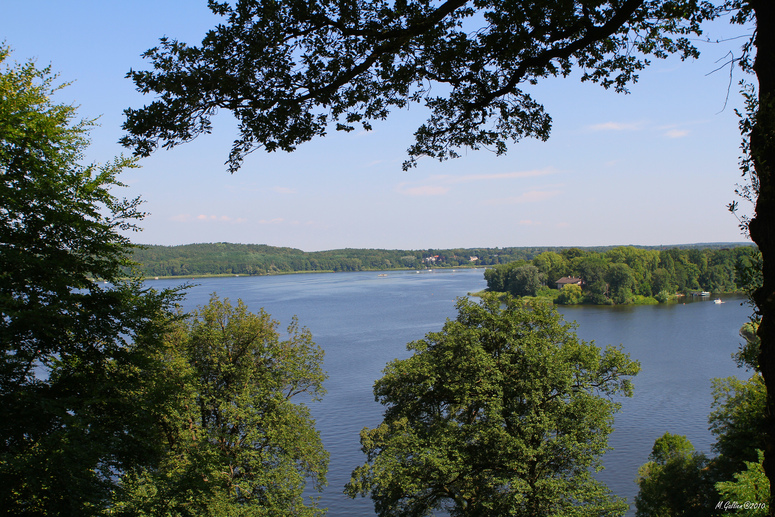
[148,270,750,515]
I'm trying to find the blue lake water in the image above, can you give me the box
[147,269,750,515]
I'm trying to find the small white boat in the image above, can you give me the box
[714,298,724,304]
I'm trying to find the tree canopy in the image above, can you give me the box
[112,296,328,516]
[634,433,715,516]
[716,450,770,517]
[346,296,640,516]
[0,46,179,514]
[121,0,713,172]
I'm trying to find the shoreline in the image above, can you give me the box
[140,265,486,281]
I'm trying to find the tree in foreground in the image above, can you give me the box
[634,433,715,516]
[717,450,771,517]
[345,296,640,516]
[0,46,180,515]
[709,373,767,481]
[112,295,328,516]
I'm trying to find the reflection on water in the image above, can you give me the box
[148,272,750,516]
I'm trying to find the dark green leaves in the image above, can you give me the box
[113,295,328,516]
[0,46,181,515]
[347,296,639,516]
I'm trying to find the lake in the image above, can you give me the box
[148,269,750,515]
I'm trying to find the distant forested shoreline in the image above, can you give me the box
[482,244,759,305]
[129,242,755,280]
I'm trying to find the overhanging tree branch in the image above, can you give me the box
[122,0,708,173]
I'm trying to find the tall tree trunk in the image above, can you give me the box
[749,3,775,514]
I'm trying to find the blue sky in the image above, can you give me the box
[1,2,755,251]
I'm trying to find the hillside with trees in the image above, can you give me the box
[130,242,754,280]
[129,243,561,276]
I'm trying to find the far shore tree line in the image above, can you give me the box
[483,245,760,305]
[130,242,546,277]
[129,242,754,281]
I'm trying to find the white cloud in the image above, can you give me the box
[396,167,558,196]
[395,184,451,196]
[181,214,248,224]
[446,168,557,183]
[270,186,297,194]
[485,189,562,205]
[587,121,644,131]
[664,129,690,138]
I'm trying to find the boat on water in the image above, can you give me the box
[714,298,724,304]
